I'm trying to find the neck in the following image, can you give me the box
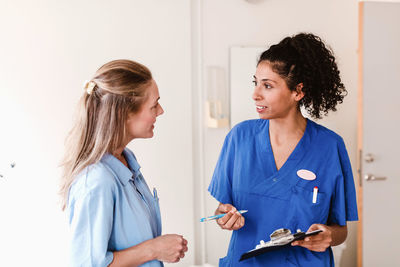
[112,147,128,167]
[113,147,124,157]
[269,111,307,142]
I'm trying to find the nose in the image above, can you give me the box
[158,104,164,116]
[252,85,262,101]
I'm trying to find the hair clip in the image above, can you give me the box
[84,81,96,95]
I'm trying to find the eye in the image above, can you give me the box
[264,83,272,89]
[152,102,159,109]
[252,80,257,86]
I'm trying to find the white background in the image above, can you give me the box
[1,0,397,266]
[0,0,193,266]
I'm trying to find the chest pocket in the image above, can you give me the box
[287,185,330,231]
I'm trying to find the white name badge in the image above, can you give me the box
[297,169,316,180]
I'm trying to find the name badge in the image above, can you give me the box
[296,169,316,180]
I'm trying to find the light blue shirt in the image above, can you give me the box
[68,148,163,267]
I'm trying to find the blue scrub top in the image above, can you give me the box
[208,119,358,267]
[68,148,163,267]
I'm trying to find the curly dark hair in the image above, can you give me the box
[258,33,347,119]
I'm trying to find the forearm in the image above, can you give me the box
[327,223,347,246]
[109,239,156,267]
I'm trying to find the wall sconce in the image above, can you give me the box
[205,66,230,128]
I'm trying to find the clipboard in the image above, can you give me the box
[239,229,323,261]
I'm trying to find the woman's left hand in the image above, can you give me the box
[291,224,332,252]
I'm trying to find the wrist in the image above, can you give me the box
[325,225,334,246]
[326,224,347,246]
[141,238,158,262]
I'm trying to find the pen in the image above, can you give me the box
[153,187,158,200]
[312,186,318,203]
[200,210,248,222]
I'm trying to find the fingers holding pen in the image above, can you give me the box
[232,215,245,230]
[216,203,245,231]
[216,203,235,227]
[218,209,238,229]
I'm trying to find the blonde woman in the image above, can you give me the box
[61,60,188,267]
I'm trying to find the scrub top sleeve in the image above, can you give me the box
[69,182,115,267]
[329,138,359,226]
[208,131,235,205]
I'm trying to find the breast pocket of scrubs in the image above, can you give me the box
[288,185,329,230]
[153,188,162,236]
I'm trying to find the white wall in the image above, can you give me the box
[200,0,359,266]
[0,0,193,266]
[0,0,366,266]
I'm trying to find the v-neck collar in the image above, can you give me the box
[264,118,313,181]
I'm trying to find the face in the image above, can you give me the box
[125,79,164,140]
[252,61,303,120]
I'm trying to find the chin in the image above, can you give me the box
[146,131,154,138]
[135,131,154,139]
[258,114,271,120]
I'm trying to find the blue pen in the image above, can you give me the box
[153,187,158,200]
[200,210,248,222]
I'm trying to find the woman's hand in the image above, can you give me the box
[291,223,347,252]
[110,234,188,266]
[152,234,188,263]
[215,203,245,231]
[291,224,332,252]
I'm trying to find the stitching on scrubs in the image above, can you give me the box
[234,189,291,201]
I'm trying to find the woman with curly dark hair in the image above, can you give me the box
[208,33,358,266]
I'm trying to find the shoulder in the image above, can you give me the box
[229,119,267,138]
[309,120,346,148]
[69,161,118,199]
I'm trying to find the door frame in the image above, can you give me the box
[357,2,364,267]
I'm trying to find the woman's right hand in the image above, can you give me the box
[152,234,188,263]
[215,203,245,231]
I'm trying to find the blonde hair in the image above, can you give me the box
[60,59,152,210]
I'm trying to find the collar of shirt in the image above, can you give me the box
[100,148,141,186]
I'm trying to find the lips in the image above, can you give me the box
[256,105,267,112]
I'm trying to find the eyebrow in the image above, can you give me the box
[253,75,277,83]
[154,97,160,104]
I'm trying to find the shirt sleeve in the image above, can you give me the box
[208,130,236,205]
[68,174,115,267]
[328,138,359,226]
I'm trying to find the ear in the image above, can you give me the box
[293,83,305,101]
